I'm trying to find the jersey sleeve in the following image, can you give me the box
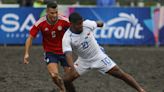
[83,19,97,31]
[62,32,72,53]
[30,25,40,38]
[30,16,45,38]
[58,14,70,31]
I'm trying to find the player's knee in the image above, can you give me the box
[108,66,126,78]
[50,73,61,80]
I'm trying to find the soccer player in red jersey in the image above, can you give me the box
[23,2,75,92]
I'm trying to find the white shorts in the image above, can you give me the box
[74,56,116,75]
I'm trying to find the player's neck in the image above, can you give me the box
[46,16,58,25]
[70,27,82,34]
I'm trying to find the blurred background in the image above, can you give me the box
[0,0,164,46]
[0,0,164,7]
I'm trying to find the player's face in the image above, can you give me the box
[72,20,83,33]
[47,8,58,23]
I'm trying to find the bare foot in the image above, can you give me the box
[59,90,65,92]
[139,88,146,92]
[59,88,66,92]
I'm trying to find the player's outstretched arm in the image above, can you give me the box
[24,35,33,64]
[96,21,103,27]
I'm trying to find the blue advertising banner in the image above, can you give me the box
[70,7,155,45]
[1,7,163,46]
[158,7,164,45]
[159,27,164,45]
[0,8,45,45]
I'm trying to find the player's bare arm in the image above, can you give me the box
[63,51,78,92]
[64,51,74,69]
[64,51,80,78]
[24,35,33,64]
[63,51,80,84]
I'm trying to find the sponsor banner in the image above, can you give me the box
[1,7,164,46]
[0,8,45,44]
[70,7,155,45]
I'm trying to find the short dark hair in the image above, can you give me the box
[47,1,57,9]
[69,12,83,23]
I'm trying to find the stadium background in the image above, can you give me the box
[0,0,164,92]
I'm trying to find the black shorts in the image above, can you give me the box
[44,52,69,67]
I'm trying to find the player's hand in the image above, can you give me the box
[24,54,29,64]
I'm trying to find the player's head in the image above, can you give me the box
[46,2,58,23]
[69,12,83,33]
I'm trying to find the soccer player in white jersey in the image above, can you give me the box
[62,12,146,92]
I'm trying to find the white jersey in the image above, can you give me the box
[62,20,106,62]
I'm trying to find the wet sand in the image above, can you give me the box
[0,46,163,92]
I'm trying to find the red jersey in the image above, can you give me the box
[30,15,70,54]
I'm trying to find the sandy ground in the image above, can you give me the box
[0,45,163,92]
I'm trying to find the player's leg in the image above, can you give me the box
[106,66,146,92]
[63,66,77,92]
[63,66,80,82]
[58,54,80,82]
[47,63,65,92]
[62,66,79,92]
[63,59,89,92]
[44,52,65,92]
[59,55,76,92]
[102,57,146,92]
[97,56,146,92]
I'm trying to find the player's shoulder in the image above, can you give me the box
[83,19,95,24]
[63,29,72,41]
[64,29,72,37]
[34,16,47,26]
[64,29,72,35]
[83,19,91,22]
[83,19,97,30]
[58,14,69,22]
